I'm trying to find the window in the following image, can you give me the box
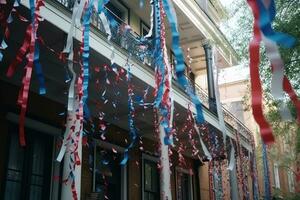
[142,154,160,200]
[105,1,129,24]
[176,168,193,200]
[92,142,127,200]
[273,163,280,189]
[287,169,295,193]
[140,21,150,37]
[3,125,53,200]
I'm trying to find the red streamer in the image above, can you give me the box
[247,0,274,144]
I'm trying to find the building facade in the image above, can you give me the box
[0,0,258,199]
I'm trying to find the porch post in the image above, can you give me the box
[61,133,82,200]
[203,41,217,114]
[60,100,83,200]
[158,121,172,200]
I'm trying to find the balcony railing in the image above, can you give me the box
[53,0,253,144]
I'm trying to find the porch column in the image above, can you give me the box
[61,133,82,200]
[60,100,83,200]
[203,41,217,114]
[158,122,172,200]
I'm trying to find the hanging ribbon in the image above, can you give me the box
[212,46,227,145]
[6,0,44,146]
[247,0,274,144]
[120,63,137,165]
[144,0,154,39]
[227,140,235,171]
[34,42,46,94]
[256,0,296,48]
[161,0,204,124]
[193,117,212,160]
[81,0,96,120]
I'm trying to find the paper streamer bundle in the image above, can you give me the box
[247,0,299,144]
[6,0,45,146]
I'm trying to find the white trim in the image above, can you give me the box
[6,112,61,136]
[175,167,194,200]
[92,140,127,200]
[273,163,280,189]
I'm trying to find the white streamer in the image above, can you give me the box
[63,0,85,53]
[227,140,235,171]
[262,35,292,120]
[99,11,115,64]
[212,46,227,144]
[144,0,154,38]
[194,124,212,160]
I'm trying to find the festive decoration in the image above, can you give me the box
[6,0,44,146]
[247,0,299,144]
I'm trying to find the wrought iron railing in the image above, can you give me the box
[53,0,253,143]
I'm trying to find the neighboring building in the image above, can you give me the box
[0,0,258,200]
[206,64,299,198]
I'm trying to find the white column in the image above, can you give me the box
[61,132,82,200]
[159,122,172,200]
[60,100,83,200]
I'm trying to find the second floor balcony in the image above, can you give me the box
[0,0,254,154]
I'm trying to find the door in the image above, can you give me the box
[2,125,53,200]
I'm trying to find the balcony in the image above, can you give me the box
[52,0,253,144]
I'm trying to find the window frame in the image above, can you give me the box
[142,153,160,200]
[175,167,194,200]
[273,163,280,189]
[92,140,127,200]
[140,20,150,37]
[105,0,130,25]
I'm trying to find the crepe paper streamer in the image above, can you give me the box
[193,118,212,160]
[120,63,137,165]
[227,141,235,171]
[0,0,6,4]
[262,34,294,121]
[6,0,44,146]
[153,0,174,146]
[161,0,204,124]
[96,0,115,65]
[144,0,154,39]
[212,46,227,145]
[283,76,300,124]
[34,42,46,95]
[262,143,271,200]
[63,0,85,54]
[82,0,95,120]
[256,0,296,48]
[247,0,274,144]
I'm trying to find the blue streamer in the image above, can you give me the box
[34,43,46,95]
[161,0,204,124]
[30,0,46,95]
[256,0,296,48]
[153,0,164,108]
[262,143,271,200]
[82,0,95,119]
[120,64,137,165]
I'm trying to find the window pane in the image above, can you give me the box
[145,163,152,191]
[94,148,121,199]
